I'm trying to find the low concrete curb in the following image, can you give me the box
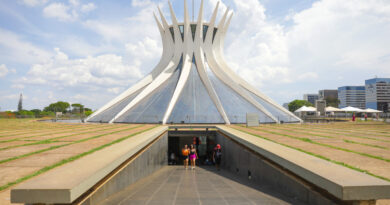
[11,126,168,204]
[216,125,390,201]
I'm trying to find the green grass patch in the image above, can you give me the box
[288,126,390,143]
[343,139,388,150]
[292,125,390,138]
[0,125,158,191]
[245,126,390,163]
[231,126,390,182]
[0,124,120,142]
[0,125,129,151]
[0,125,144,165]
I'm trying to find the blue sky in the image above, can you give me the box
[0,0,389,111]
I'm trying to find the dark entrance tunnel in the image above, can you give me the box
[168,129,217,166]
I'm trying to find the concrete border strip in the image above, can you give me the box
[11,126,168,204]
[216,125,390,201]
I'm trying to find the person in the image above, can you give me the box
[182,144,189,169]
[170,152,176,165]
[364,113,368,121]
[352,113,356,121]
[213,144,222,170]
[189,144,198,170]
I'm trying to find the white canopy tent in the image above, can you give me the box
[295,106,316,113]
[340,106,364,112]
[363,108,382,113]
[294,106,317,118]
[325,106,343,112]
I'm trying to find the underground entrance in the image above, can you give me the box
[168,126,218,166]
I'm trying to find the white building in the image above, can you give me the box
[86,1,301,124]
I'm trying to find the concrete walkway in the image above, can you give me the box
[100,166,304,205]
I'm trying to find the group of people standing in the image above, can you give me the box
[181,143,222,170]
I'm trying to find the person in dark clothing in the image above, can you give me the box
[213,144,222,170]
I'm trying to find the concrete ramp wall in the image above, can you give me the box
[215,130,336,205]
[216,125,390,205]
[11,126,168,204]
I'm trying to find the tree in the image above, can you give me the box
[85,110,93,116]
[71,103,84,113]
[44,101,70,113]
[288,100,313,112]
[18,93,23,112]
[30,109,42,117]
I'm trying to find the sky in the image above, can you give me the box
[0,0,389,111]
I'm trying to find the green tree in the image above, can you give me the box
[30,109,42,117]
[85,110,93,116]
[17,110,35,118]
[71,103,84,114]
[44,101,70,113]
[288,100,313,112]
[17,93,23,112]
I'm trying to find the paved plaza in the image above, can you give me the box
[100,166,302,205]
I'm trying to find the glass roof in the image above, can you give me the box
[167,56,224,124]
[88,86,146,123]
[246,90,300,123]
[114,57,183,123]
[205,62,275,123]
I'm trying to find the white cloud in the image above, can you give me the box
[43,1,97,22]
[20,48,143,90]
[223,0,291,88]
[1,94,27,100]
[107,87,122,94]
[218,0,390,103]
[11,84,25,89]
[43,3,77,22]
[69,0,79,7]
[298,72,319,80]
[19,0,48,7]
[286,0,390,78]
[0,29,52,64]
[131,0,152,7]
[81,3,96,13]
[0,64,8,77]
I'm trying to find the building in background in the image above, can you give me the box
[303,94,319,105]
[319,90,338,100]
[319,89,339,107]
[365,78,390,112]
[338,86,366,109]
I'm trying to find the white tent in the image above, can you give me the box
[363,108,382,113]
[340,106,364,112]
[325,106,343,112]
[295,106,316,113]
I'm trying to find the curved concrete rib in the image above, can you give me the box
[204,9,279,123]
[162,0,194,124]
[213,13,301,122]
[86,10,172,122]
[108,7,182,123]
[193,0,230,124]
